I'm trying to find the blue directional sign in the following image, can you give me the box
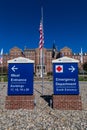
[53,62,79,95]
[8,63,34,95]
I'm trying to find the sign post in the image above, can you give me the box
[52,56,82,110]
[5,57,35,109]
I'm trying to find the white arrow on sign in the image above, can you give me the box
[68,65,75,72]
[11,65,18,72]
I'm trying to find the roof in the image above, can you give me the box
[60,46,72,52]
[52,56,79,63]
[8,57,34,63]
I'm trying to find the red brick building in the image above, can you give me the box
[2,47,24,68]
[23,47,53,76]
[1,46,87,75]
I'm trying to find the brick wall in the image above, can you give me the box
[5,95,35,110]
[53,95,82,110]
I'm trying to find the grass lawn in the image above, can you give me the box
[0,75,87,82]
[79,75,87,81]
[0,75,8,82]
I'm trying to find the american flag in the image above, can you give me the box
[39,20,44,49]
[0,48,3,64]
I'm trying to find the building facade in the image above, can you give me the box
[2,47,24,68]
[1,46,87,75]
[23,47,53,76]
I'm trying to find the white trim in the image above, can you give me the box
[8,57,34,63]
[52,56,79,63]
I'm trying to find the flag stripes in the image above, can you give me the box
[39,20,44,49]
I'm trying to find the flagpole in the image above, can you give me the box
[41,7,44,95]
[1,53,3,82]
[39,7,44,95]
[81,48,83,64]
[0,49,3,82]
[80,48,84,79]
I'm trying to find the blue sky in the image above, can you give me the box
[0,0,87,53]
